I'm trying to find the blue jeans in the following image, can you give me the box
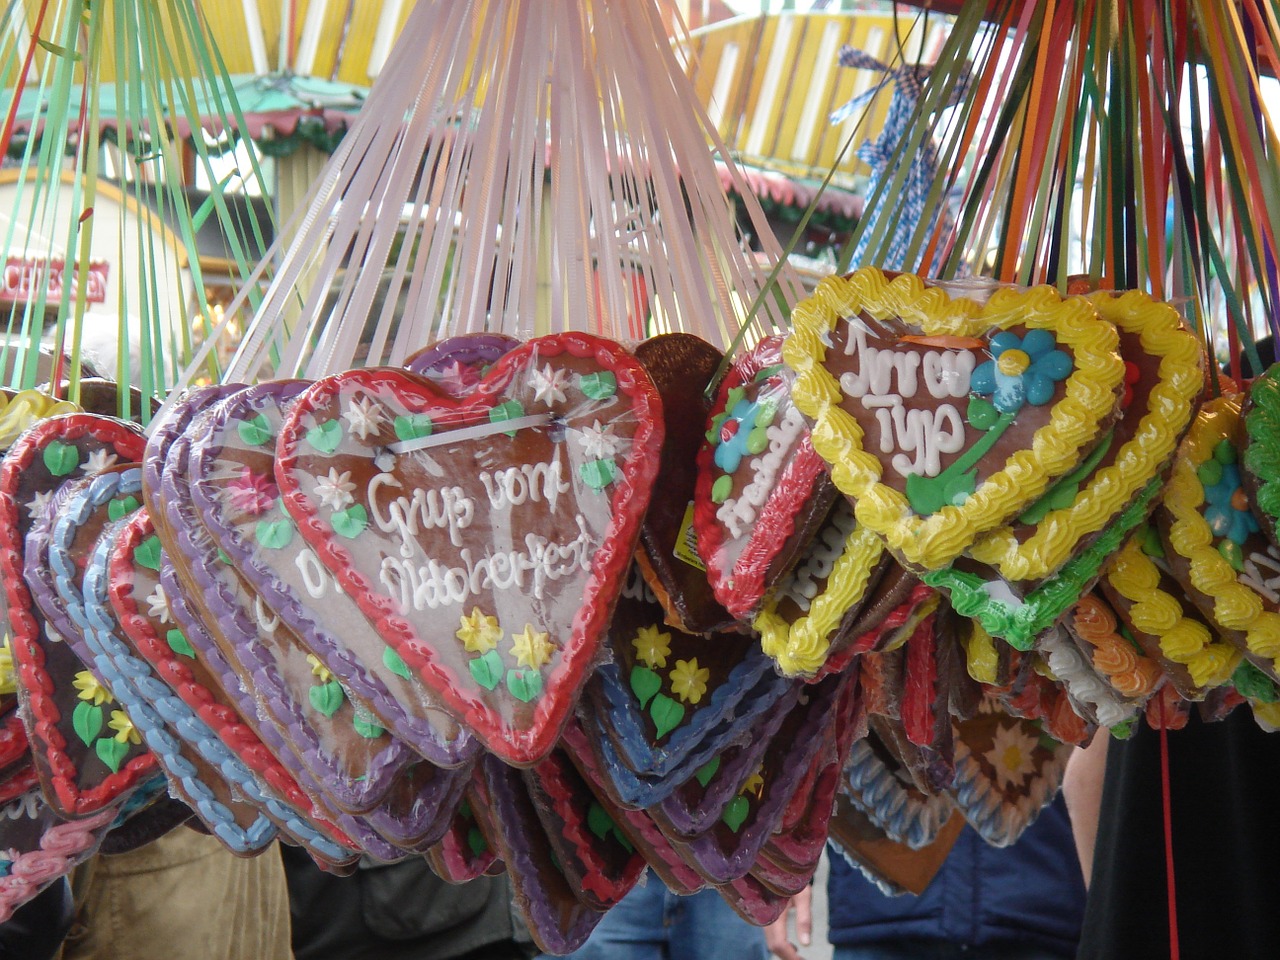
[835,943,1070,960]
[545,871,768,960]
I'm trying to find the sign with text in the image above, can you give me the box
[0,257,109,305]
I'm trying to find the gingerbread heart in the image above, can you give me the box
[276,333,663,765]
[523,748,645,910]
[586,563,786,780]
[929,291,1203,647]
[949,698,1071,847]
[714,873,793,926]
[75,519,281,854]
[422,779,501,883]
[404,333,519,395]
[361,759,472,853]
[0,413,155,818]
[753,496,889,677]
[632,333,738,634]
[694,335,838,620]
[474,755,606,955]
[186,380,474,770]
[1159,396,1280,680]
[840,725,956,849]
[182,382,422,809]
[784,267,1125,570]
[1243,362,1280,547]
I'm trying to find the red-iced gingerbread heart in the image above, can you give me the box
[276,333,663,765]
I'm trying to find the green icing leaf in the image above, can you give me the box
[256,517,295,550]
[649,693,685,739]
[237,414,273,447]
[587,802,613,840]
[1109,719,1135,740]
[489,400,526,436]
[629,666,661,707]
[73,701,103,746]
[95,736,129,773]
[394,414,434,442]
[307,420,342,453]
[966,396,999,431]
[43,441,79,477]
[722,795,750,832]
[383,645,412,680]
[466,827,488,857]
[107,496,140,522]
[165,629,195,659]
[352,713,385,738]
[745,422,770,455]
[1140,524,1165,559]
[133,536,162,570]
[1197,459,1223,489]
[694,756,721,787]
[711,475,733,504]
[578,371,617,400]
[309,681,345,717]
[331,505,368,539]
[506,669,543,702]
[469,650,503,690]
[217,549,232,564]
[580,459,617,491]
[906,467,976,516]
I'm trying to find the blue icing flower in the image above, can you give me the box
[1203,462,1260,545]
[970,329,1072,415]
[713,395,774,474]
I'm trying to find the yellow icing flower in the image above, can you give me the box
[107,710,141,745]
[510,625,555,670]
[631,625,672,669]
[741,770,765,798]
[669,658,710,704]
[0,639,15,696]
[73,670,113,706]
[306,654,333,684]
[456,608,503,654]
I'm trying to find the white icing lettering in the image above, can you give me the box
[1241,548,1280,604]
[782,501,857,612]
[294,548,346,601]
[478,456,570,514]
[253,595,279,636]
[368,472,475,554]
[622,565,660,605]
[861,396,966,479]
[716,405,806,539]
[377,517,594,614]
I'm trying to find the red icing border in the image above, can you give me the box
[0,414,154,816]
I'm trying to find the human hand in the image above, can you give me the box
[763,887,812,959]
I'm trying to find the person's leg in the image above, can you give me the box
[545,873,668,960]
[669,886,767,960]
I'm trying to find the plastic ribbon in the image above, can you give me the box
[830,48,967,276]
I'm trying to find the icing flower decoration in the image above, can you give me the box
[433,360,483,395]
[529,364,569,407]
[632,624,672,669]
[577,421,622,460]
[227,467,278,517]
[970,330,1072,415]
[107,709,141,745]
[0,849,16,878]
[456,608,503,654]
[73,670,113,706]
[306,654,333,684]
[145,585,171,624]
[0,641,14,697]
[669,658,710,704]
[510,624,555,670]
[741,770,765,798]
[985,721,1038,790]
[82,448,119,474]
[1200,443,1260,555]
[710,389,776,474]
[25,489,52,521]
[343,396,388,440]
[313,468,357,511]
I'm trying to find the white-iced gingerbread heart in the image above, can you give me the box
[275,333,663,765]
[784,268,1124,570]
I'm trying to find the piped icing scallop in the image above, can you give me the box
[784,267,1124,570]
[1159,395,1280,680]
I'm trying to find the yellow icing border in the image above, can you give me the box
[963,621,1000,684]
[753,524,884,677]
[0,389,80,448]
[1163,395,1280,667]
[1104,536,1238,689]
[968,291,1204,579]
[784,268,1124,570]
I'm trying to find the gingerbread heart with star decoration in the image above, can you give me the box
[694,335,838,621]
[784,268,1125,571]
[0,414,156,818]
[276,333,663,765]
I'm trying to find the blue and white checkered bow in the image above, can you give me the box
[831,48,966,275]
